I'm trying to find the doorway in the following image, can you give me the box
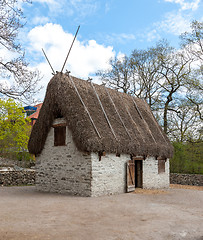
[126,159,143,192]
[135,160,143,188]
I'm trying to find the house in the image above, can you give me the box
[28,72,173,197]
[24,103,43,126]
[24,105,37,117]
[28,103,43,126]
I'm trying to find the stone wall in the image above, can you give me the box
[142,157,170,189]
[91,155,171,196]
[91,153,129,197]
[170,173,203,186]
[0,170,35,186]
[36,120,92,196]
[1,171,202,188]
[35,118,171,197]
[0,156,34,169]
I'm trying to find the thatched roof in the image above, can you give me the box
[28,72,173,158]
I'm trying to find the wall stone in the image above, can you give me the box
[0,170,35,186]
[91,153,129,197]
[170,173,203,186]
[35,118,171,197]
[0,157,34,169]
[142,157,170,189]
[36,120,92,197]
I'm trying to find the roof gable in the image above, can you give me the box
[28,73,173,158]
[28,103,43,120]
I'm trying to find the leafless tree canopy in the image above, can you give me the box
[180,20,203,62]
[0,0,41,103]
[97,27,203,141]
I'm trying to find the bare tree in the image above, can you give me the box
[96,38,201,138]
[168,100,201,142]
[97,48,162,110]
[152,41,192,133]
[186,74,203,121]
[0,0,41,103]
[180,20,203,122]
[180,20,203,62]
[97,55,133,93]
[130,46,163,109]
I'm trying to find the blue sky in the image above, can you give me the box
[19,0,203,100]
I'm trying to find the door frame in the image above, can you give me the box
[126,158,143,192]
[135,160,143,188]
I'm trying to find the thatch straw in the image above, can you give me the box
[28,73,173,158]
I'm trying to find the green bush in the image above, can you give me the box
[170,141,203,174]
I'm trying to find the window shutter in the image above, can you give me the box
[54,126,66,146]
[158,160,165,174]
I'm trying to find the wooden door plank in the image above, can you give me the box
[127,160,135,192]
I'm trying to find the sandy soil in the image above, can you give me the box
[0,185,202,240]
[170,184,203,191]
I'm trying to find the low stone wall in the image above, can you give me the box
[0,170,35,186]
[170,173,203,186]
[1,170,202,188]
[0,157,35,169]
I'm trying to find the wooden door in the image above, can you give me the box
[135,160,143,188]
[126,160,135,192]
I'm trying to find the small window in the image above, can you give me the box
[158,159,165,174]
[54,126,66,146]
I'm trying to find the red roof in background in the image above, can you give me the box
[28,103,43,120]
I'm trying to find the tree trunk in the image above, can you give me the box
[164,92,173,133]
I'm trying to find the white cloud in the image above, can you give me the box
[146,29,160,42]
[27,23,115,99]
[104,33,136,45]
[33,0,67,15]
[117,52,126,61]
[34,0,60,7]
[32,16,50,25]
[105,2,111,13]
[156,12,191,35]
[33,0,99,18]
[164,0,201,11]
[69,0,99,17]
[0,47,18,62]
[138,0,201,43]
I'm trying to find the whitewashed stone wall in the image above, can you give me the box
[91,153,129,197]
[142,157,170,189]
[36,120,92,197]
[36,119,170,197]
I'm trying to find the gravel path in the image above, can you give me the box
[0,186,202,240]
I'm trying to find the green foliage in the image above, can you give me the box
[0,98,31,154]
[170,141,203,174]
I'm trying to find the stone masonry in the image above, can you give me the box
[35,118,170,197]
[170,173,203,186]
[36,122,92,197]
[142,157,170,189]
[0,170,35,186]
[91,153,129,197]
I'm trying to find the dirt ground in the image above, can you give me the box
[0,185,202,240]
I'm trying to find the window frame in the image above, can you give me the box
[54,126,66,146]
[158,159,166,174]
